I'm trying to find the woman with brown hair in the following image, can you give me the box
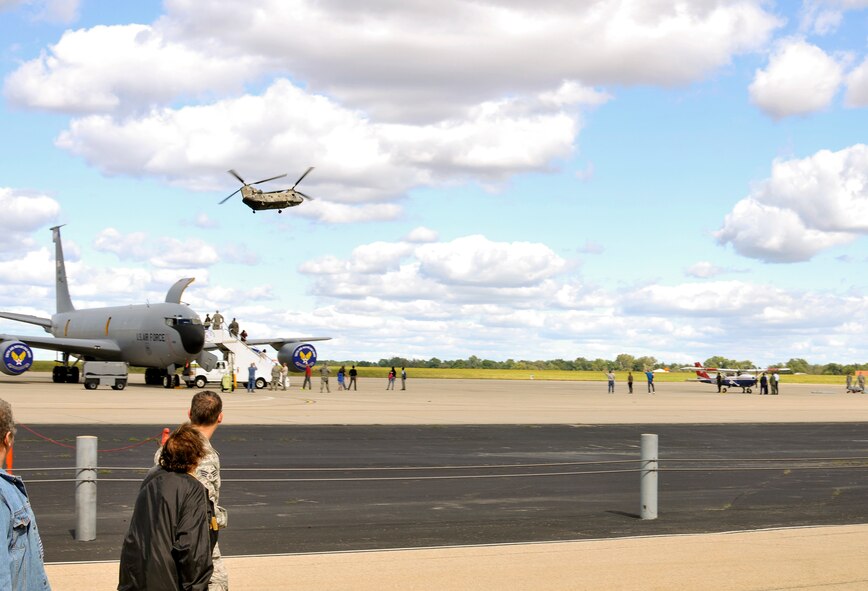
[118,423,214,591]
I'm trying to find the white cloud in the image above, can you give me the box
[4,24,263,113]
[0,188,61,261]
[749,38,845,118]
[192,212,218,229]
[34,0,79,24]
[800,1,868,35]
[5,2,780,121]
[716,144,868,262]
[685,261,724,278]
[92,228,221,269]
[416,235,566,287]
[290,233,868,361]
[404,227,439,243]
[54,79,579,219]
[2,2,782,224]
[844,56,868,107]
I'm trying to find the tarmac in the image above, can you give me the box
[4,373,868,590]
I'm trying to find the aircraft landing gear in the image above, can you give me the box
[145,367,165,385]
[52,365,79,383]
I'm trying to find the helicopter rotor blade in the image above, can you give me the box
[295,190,315,201]
[252,173,288,186]
[292,166,315,189]
[227,169,246,185]
[219,189,241,204]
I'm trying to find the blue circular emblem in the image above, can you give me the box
[3,342,33,375]
[292,344,317,371]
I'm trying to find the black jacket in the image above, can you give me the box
[118,468,214,591]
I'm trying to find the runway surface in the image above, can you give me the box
[16,422,868,563]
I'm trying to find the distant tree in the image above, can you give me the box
[573,357,592,370]
[635,356,657,371]
[822,363,844,375]
[615,354,635,371]
[782,358,809,373]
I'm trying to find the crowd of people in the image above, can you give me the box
[0,392,228,591]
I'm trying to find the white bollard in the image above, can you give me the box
[75,435,97,541]
[640,433,658,520]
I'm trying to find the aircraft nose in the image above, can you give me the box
[174,322,205,355]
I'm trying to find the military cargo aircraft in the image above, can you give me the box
[0,226,328,387]
[220,167,315,213]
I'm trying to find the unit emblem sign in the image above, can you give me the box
[292,344,317,371]
[3,343,33,374]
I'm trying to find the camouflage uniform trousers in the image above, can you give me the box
[210,541,229,591]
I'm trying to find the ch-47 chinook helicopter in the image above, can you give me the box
[219,167,315,213]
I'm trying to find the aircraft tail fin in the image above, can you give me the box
[51,225,75,314]
[694,362,712,380]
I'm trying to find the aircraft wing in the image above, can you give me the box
[240,337,331,350]
[0,333,123,358]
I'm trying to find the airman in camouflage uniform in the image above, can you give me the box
[269,363,281,390]
[156,391,229,590]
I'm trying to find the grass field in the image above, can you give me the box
[30,361,846,385]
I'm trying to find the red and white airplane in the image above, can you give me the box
[683,362,790,393]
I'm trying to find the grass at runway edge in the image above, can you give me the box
[29,362,845,384]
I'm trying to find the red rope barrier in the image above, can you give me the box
[17,424,162,453]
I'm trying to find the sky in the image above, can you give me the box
[1,0,868,367]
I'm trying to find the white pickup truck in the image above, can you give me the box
[190,357,275,390]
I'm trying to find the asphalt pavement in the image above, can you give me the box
[5,375,868,590]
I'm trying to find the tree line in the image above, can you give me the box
[324,354,868,375]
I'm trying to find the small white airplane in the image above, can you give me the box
[682,362,790,393]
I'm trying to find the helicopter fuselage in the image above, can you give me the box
[240,186,305,211]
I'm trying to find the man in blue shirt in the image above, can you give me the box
[247,362,257,392]
[0,398,51,590]
[645,370,655,394]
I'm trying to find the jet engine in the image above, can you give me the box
[277,342,318,372]
[0,340,34,376]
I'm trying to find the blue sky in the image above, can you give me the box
[1,0,868,366]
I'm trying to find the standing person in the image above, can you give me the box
[771,372,779,395]
[858,373,865,393]
[120,423,213,591]
[627,371,634,394]
[153,392,229,591]
[846,372,854,392]
[302,364,312,390]
[212,311,224,331]
[387,367,396,390]
[269,363,281,391]
[760,373,768,395]
[337,366,346,390]
[239,330,247,343]
[348,365,358,391]
[247,363,257,392]
[645,369,655,394]
[320,364,330,393]
[0,399,51,591]
[203,314,212,331]
[280,363,289,391]
[227,319,239,338]
[401,367,407,390]
[716,372,723,393]
[605,370,615,393]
